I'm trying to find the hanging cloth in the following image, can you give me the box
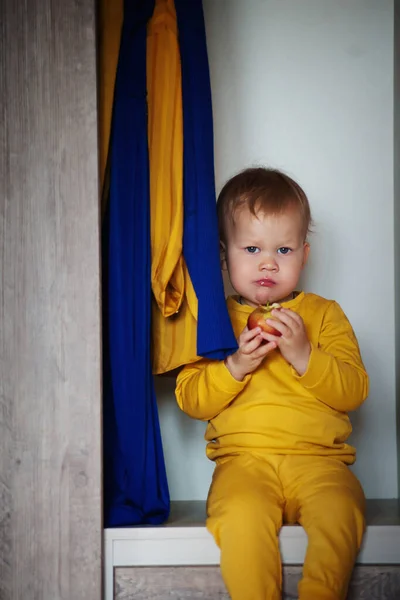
[151,0,238,375]
[102,0,170,527]
[147,0,185,319]
[148,0,200,375]
[176,0,237,359]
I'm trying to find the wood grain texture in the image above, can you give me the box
[394,0,400,502]
[0,0,102,598]
[115,565,400,600]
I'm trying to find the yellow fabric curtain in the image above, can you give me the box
[147,0,199,374]
[147,0,184,318]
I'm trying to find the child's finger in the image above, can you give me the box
[279,308,303,323]
[252,340,277,358]
[261,331,281,344]
[239,326,261,344]
[265,318,288,337]
[241,333,264,354]
[272,308,302,330]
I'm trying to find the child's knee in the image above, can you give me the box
[207,487,282,545]
[306,488,366,549]
[325,485,365,523]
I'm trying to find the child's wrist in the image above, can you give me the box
[224,355,246,381]
[291,344,311,376]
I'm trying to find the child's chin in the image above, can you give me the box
[254,288,275,305]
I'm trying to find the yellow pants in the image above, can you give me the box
[206,453,365,600]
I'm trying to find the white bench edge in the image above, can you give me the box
[104,524,400,600]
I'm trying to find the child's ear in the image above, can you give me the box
[302,242,310,268]
[220,241,228,271]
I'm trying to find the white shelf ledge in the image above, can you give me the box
[104,499,400,600]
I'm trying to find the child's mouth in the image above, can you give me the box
[257,279,275,287]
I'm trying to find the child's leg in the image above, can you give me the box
[206,453,284,600]
[283,456,365,600]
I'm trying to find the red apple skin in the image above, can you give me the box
[247,305,282,337]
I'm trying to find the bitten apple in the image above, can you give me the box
[247,303,282,337]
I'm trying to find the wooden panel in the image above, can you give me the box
[115,565,400,600]
[394,0,400,498]
[0,0,102,598]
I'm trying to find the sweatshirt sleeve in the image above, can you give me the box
[294,301,369,411]
[175,358,250,421]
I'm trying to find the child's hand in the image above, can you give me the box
[263,308,311,375]
[225,326,277,381]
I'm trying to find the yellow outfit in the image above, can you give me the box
[176,292,369,600]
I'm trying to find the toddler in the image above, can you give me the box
[176,167,368,600]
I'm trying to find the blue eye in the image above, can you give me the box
[245,246,260,254]
[278,247,291,255]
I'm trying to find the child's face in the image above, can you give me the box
[222,207,310,307]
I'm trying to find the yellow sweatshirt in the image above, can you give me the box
[176,292,369,464]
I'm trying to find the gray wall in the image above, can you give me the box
[0,1,102,598]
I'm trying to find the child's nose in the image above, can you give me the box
[260,258,278,271]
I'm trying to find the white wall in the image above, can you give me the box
[157,0,398,500]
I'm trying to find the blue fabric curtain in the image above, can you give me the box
[103,0,237,528]
[175,0,238,360]
[102,0,170,527]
